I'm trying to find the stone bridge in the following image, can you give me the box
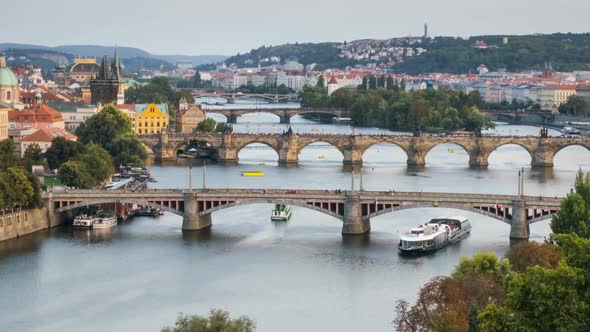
[139,132,590,167]
[46,189,562,239]
[203,107,348,124]
[193,92,299,104]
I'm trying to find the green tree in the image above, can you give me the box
[368,75,377,89]
[452,252,513,285]
[58,161,93,189]
[316,75,325,88]
[162,309,256,332]
[109,133,148,166]
[44,136,86,170]
[558,95,588,116]
[2,168,35,208]
[463,107,495,135]
[76,105,146,167]
[0,138,17,170]
[386,76,395,90]
[551,170,590,237]
[195,118,218,133]
[21,143,46,172]
[76,143,115,186]
[505,241,563,273]
[193,71,202,88]
[0,175,15,209]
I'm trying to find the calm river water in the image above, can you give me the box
[1,112,589,332]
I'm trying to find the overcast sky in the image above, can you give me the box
[4,0,589,55]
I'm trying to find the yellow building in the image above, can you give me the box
[135,103,169,134]
[0,105,9,140]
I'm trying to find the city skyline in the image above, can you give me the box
[3,0,589,56]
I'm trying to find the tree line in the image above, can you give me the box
[394,170,590,331]
[299,85,495,134]
[0,140,43,210]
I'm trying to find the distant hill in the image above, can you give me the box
[0,43,227,66]
[222,33,590,74]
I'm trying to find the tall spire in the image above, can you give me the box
[98,55,110,80]
[111,49,121,80]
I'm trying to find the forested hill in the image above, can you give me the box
[222,33,590,73]
[223,43,358,70]
[395,33,590,74]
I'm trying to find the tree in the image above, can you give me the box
[0,138,17,170]
[368,75,377,90]
[193,71,202,89]
[551,170,590,238]
[58,161,93,189]
[393,277,469,332]
[316,75,325,88]
[195,118,218,133]
[2,168,35,208]
[21,143,46,172]
[0,175,15,209]
[44,136,86,170]
[161,309,256,332]
[463,107,495,135]
[452,252,513,285]
[386,76,395,90]
[558,95,589,116]
[76,143,115,186]
[505,241,563,273]
[76,105,146,167]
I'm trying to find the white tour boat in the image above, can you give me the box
[271,204,293,221]
[92,210,117,229]
[398,216,471,253]
[73,214,94,229]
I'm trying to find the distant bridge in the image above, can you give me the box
[46,189,563,239]
[138,131,590,167]
[481,109,556,123]
[193,92,299,103]
[202,108,348,124]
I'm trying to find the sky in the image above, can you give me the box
[4,0,589,56]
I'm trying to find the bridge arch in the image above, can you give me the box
[554,142,590,155]
[487,142,534,165]
[361,142,409,164]
[55,199,184,216]
[423,141,471,165]
[236,141,280,162]
[199,199,344,221]
[296,140,347,158]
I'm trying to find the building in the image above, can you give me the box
[175,98,206,133]
[8,95,65,130]
[0,54,20,106]
[327,76,339,96]
[135,103,169,134]
[46,102,98,131]
[65,58,101,85]
[0,104,9,140]
[90,51,123,105]
[19,128,77,156]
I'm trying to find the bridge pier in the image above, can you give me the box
[407,150,426,166]
[182,193,212,231]
[343,149,363,166]
[532,146,554,167]
[227,113,238,124]
[342,195,370,235]
[279,114,291,124]
[468,150,489,167]
[510,200,529,239]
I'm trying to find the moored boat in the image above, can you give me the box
[271,203,292,221]
[92,210,117,229]
[73,214,94,229]
[398,216,471,254]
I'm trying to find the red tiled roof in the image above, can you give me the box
[22,128,76,142]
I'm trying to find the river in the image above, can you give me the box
[1,112,589,332]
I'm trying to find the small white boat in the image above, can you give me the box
[398,216,471,254]
[73,214,94,229]
[92,210,117,229]
[271,203,292,221]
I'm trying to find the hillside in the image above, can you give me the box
[0,43,227,66]
[222,33,590,73]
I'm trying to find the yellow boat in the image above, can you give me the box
[318,155,326,159]
[258,162,266,165]
[241,171,264,177]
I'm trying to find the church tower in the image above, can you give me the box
[90,50,122,105]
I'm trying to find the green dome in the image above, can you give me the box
[0,67,18,87]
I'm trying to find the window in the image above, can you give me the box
[16,215,20,223]
[7,90,11,101]
[0,218,3,227]
[25,213,28,222]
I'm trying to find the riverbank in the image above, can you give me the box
[0,208,57,242]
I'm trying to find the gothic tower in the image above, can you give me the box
[90,50,122,106]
